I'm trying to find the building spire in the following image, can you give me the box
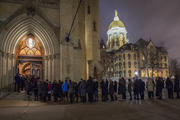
[115,10,118,17]
[114,10,119,21]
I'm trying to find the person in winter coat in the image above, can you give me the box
[174,75,180,99]
[33,81,38,101]
[86,76,94,103]
[62,80,69,102]
[15,73,21,92]
[53,80,59,102]
[74,82,79,103]
[146,78,155,99]
[26,79,32,100]
[58,80,63,101]
[105,79,109,100]
[93,79,99,102]
[68,80,75,104]
[139,79,145,100]
[47,81,52,101]
[133,78,140,100]
[42,81,48,102]
[128,79,133,100]
[156,77,164,99]
[109,80,114,101]
[118,78,126,99]
[114,81,118,101]
[79,79,86,103]
[38,81,43,101]
[166,77,174,99]
[100,80,106,102]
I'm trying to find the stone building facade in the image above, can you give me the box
[0,0,101,89]
[101,10,169,80]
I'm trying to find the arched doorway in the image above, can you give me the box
[0,13,60,89]
[16,34,44,80]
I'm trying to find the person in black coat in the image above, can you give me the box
[156,77,164,99]
[118,78,126,100]
[114,81,118,101]
[42,81,48,102]
[109,80,114,101]
[33,81,38,101]
[139,79,145,100]
[174,75,180,99]
[93,79,99,102]
[53,81,59,102]
[128,79,133,100]
[100,80,106,102]
[105,79,109,101]
[58,80,63,101]
[133,78,140,100]
[86,76,94,103]
[15,73,21,92]
[74,82,79,103]
[166,77,174,99]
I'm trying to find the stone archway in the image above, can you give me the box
[0,13,60,89]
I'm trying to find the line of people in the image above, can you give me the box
[101,76,180,102]
[15,74,180,104]
[24,76,99,103]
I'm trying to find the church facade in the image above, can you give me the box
[101,10,169,80]
[0,0,101,89]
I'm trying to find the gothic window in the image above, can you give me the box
[18,35,42,56]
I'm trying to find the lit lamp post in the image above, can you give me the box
[134,71,139,79]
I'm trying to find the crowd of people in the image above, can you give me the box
[14,73,180,104]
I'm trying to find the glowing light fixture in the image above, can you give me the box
[26,38,35,48]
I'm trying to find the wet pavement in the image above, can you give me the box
[0,92,180,120]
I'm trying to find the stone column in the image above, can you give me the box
[1,52,7,88]
[48,55,51,81]
[12,54,16,85]
[55,54,60,80]
[44,56,48,81]
[7,53,11,86]
[51,54,56,81]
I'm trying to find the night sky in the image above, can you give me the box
[99,0,180,62]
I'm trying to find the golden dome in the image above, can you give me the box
[108,10,125,30]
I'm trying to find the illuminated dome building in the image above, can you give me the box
[107,10,128,51]
[100,10,169,80]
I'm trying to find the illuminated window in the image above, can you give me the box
[26,38,35,48]
[128,54,131,60]
[134,54,136,60]
[128,62,131,68]
[18,36,42,56]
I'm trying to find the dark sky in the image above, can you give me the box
[99,0,180,62]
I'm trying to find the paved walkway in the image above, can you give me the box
[0,92,180,120]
